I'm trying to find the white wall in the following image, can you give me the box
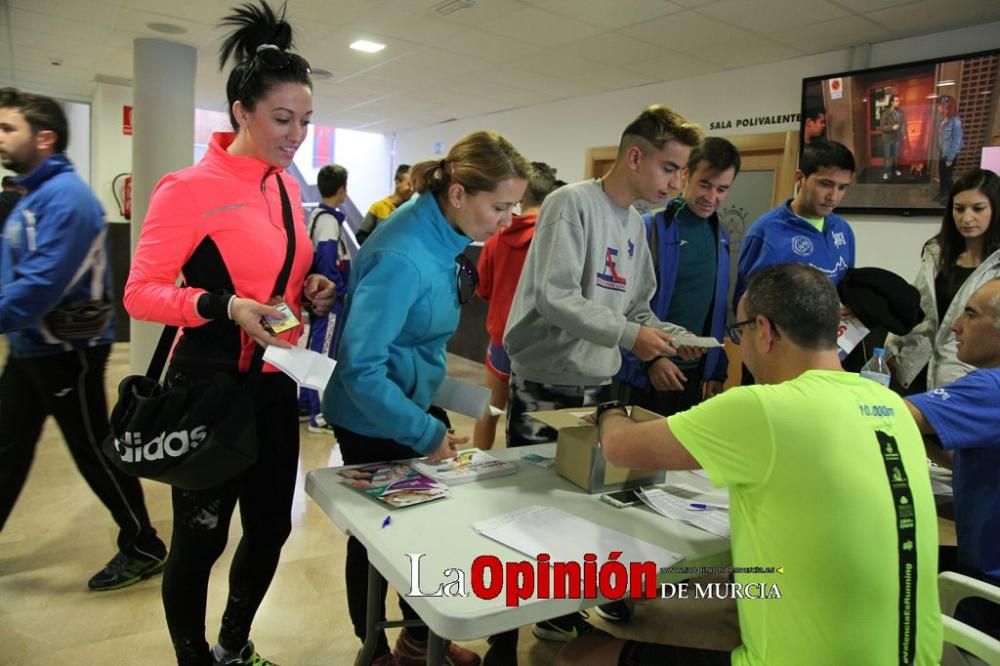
[284,124,390,213]
[333,129,392,214]
[394,20,1000,282]
[91,82,133,223]
[62,100,91,186]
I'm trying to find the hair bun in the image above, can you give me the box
[218,1,294,71]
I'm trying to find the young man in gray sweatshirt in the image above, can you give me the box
[491,105,704,655]
[504,104,704,449]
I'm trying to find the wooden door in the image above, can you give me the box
[719,132,798,388]
[585,146,617,179]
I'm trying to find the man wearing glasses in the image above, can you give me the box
[557,263,942,666]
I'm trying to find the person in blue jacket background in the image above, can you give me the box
[734,140,857,310]
[615,137,740,415]
[300,163,349,433]
[0,87,166,591]
[322,130,530,665]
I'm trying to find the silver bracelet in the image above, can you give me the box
[226,295,237,321]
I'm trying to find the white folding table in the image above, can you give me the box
[305,444,731,665]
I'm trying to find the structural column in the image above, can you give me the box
[130,38,196,373]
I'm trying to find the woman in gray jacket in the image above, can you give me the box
[886,168,1000,392]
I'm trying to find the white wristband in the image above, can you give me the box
[226,295,237,321]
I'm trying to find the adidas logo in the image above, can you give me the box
[114,426,207,462]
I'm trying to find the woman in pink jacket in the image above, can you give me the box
[124,3,333,664]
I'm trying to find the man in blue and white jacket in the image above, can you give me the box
[0,87,165,590]
[734,140,857,310]
[301,163,350,432]
[615,137,740,415]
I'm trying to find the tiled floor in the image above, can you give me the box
[0,343,953,665]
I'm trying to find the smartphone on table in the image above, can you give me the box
[600,488,642,508]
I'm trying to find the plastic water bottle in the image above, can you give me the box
[860,347,892,387]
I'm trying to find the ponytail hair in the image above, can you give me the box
[218,1,311,130]
[411,131,532,199]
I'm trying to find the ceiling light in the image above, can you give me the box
[432,0,477,16]
[936,80,955,87]
[146,22,187,34]
[350,40,385,53]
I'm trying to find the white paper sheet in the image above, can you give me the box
[432,377,493,419]
[637,488,730,538]
[837,316,869,360]
[673,335,724,349]
[263,346,337,392]
[473,505,683,568]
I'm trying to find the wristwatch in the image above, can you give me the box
[594,400,629,425]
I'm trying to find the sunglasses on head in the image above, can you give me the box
[237,44,311,96]
[456,254,479,306]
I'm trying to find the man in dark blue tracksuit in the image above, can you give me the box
[734,141,856,310]
[301,164,350,432]
[0,87,166,590]
[615,137,740,416]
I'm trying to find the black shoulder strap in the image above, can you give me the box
[273,173,297,297]
[145,172,298,382]
[145,324,179,381]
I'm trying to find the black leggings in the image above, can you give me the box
[161,370,300,666]
[334,410,451,649]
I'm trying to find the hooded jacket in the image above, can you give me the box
[617,199,730,389]
[0,153,115,357]
[124,132,313,372]
[477,212,536,345]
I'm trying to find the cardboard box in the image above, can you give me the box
[527,406,666,494]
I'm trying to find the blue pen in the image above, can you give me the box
[689,502,727,511]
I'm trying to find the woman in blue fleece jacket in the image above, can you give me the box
[322,130,529,663]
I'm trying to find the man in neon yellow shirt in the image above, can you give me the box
[557,264,942,666]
